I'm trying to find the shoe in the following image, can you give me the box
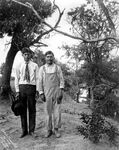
[54,129,61,138]
[20,131,28,138]
[45,130,52,138]
[29,132,37,138]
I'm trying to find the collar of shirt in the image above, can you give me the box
[23,60,31,64]
[45,63,55,67]
[44,63,56,73]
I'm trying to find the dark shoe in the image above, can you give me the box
[29,132,37,138]
[45,130,52,138]
[54,129,61,138]
[20,132,28,138]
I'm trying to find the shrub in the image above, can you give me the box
[93,84,119,118]
[77,112,119,145]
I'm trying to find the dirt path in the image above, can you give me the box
[0,98,119,150]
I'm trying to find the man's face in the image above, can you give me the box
[23,52,31,62]
[45,54,54,65]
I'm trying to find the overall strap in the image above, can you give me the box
[43,65,46,73]
[43,64,59,76]
[43,65,46,82]
[55,65,58,78]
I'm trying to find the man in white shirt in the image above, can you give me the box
[39,51,64,138]
[14,47,39,138]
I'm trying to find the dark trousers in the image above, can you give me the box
[19,84,36,133]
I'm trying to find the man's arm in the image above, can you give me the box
[36,64,39,92]
[35,64,39,98]
[58,66,65,89]
[38,66,46,102]
[38,66,44,94]
[14,65,20,93]
[56,65,64,104]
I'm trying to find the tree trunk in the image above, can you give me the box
[75,89,80,103]
[1,35,19,95]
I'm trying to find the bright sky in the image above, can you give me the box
[0,0,86,68]
[40,0,86,63]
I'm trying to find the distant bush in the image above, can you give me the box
[93,84,119,118]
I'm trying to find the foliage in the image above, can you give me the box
[0,0,54,47]
[64,75,79,98]
[77,112,119,145]
[91,57,119,117]
[62,0,119,106]
[68,0,119,38]
[57,62,73,93]
[65,3,119,140]
[92,83,118,117]
[0,0,53,33]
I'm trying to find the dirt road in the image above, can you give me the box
[0,97,119,150]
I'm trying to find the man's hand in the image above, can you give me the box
[15,92,20,101]
[40,93,46,102]
[35,91,39,100]
[57,88,64,104]
[16,92,20,97]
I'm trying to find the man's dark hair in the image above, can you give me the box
[22,47,32,54]
[45,51,54,57]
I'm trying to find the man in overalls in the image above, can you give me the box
[39,51,64,138]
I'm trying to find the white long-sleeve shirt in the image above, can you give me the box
[14,60,39,92]
[39,63,64,94]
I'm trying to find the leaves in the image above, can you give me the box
[0,0,53,37]
[77,112,119,144]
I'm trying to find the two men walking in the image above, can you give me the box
[14,48,64,138]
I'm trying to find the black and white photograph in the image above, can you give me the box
[0,0,119,149]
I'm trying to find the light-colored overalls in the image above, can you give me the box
[43,66,61,131]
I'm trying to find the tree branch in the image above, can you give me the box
[33,42,48,47]
[12,0,32,8]
[31,2,65,45]
[96,0,116,36]
[11,0,119,44]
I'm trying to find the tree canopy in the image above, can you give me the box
[0,0,55,47]
[61,0,119,106]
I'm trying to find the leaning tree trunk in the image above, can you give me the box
[1,22,27,96]
[1,34,20,95]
